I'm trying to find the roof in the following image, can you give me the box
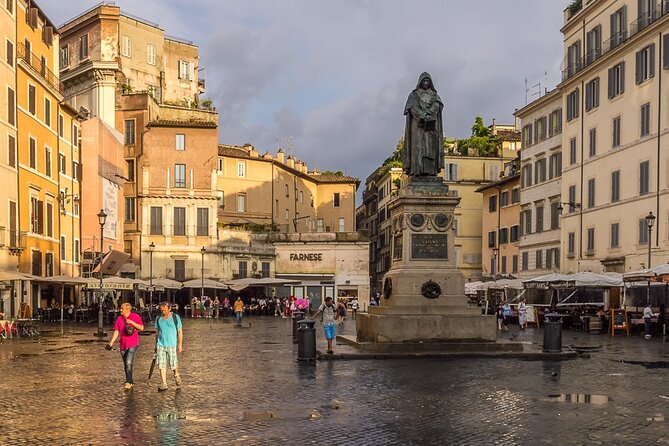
[496,129,521,142]
[474,173,520,193]
[310,173,359,184]
[219,145,254,159]
[147,120,217,129]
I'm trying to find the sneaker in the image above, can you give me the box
[174,374,182,386]
[327,349,333,355]
[158,382,168,391]
[124,383,133,391]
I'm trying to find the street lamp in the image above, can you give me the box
[148,242,155,316]
[200,247,206,300]
[556,201,582,215]
[95,209,107,337]
[645,211,655,305]
[492,246,499,278]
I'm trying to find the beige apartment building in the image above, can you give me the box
[515,89,563,278]
[443,123,520,280]
[559,0,669,273]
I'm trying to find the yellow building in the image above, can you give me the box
[15,0,80,314]
[559,0,669,273]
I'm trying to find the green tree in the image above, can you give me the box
[456,116,501,157]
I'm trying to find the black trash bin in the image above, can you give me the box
[543,312,563,353]
[297,319,316,362]
[292,311,305,343]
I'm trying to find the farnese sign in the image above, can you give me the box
[289,253,323,261]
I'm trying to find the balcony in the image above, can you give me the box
[17,42,62,93]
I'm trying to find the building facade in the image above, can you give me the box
[515,89,563,278]
[559,0,669,273]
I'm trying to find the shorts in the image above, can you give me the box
[323,324,336,340]
[156,345,178,370]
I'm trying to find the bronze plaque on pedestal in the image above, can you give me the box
[411,234,448,259]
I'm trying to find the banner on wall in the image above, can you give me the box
[102,178,118,240]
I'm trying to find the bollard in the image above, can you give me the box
[297,319,317,361]
[543,312,563,353]
[292,311,305,343]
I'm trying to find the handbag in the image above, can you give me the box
[124,321,136,336]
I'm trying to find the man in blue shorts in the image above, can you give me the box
[155,301,183,391]
[312,296,341,354]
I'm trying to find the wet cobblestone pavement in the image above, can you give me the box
[1,315,668,445]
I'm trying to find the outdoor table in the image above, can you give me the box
[74,308,89,322]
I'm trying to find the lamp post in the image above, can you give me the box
[645,211,655,306]
[149,242,155,316]
[200,247,206,300]
[492,247,499,278]
[95,209,107,337]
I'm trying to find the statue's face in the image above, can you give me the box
[420,78,431,89]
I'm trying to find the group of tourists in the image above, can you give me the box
[496,298,528,331]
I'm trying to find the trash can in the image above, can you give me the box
[543,312,563,353]
[292,311,305,343]
[297,319,316,361]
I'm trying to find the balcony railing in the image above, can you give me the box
[17,42,62,93]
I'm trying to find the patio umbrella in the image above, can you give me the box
[294,298,309,311]
[181,278,228,290]
[152,278,183,289]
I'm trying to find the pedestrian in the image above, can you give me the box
[501,301,510,331]
[496,303,504,331]
[643,303,658,339]
[337,301,347,322]
[312,296,341,355]
[191,296,199,318]
[518,298,527,330]
[203,296,211,318]
[223,296,231,317]
[155,301,183,391]
[234,296,245,327]
[107,302,144,390]
[213,296,220,319]
[350,297,359,320]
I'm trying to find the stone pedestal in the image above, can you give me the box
[357,177,496,343]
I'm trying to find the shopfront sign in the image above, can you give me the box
[289,253,323,261]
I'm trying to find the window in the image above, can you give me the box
[28,84,35,115]
[197,208,209,236]
[58,114,63,137]
[567,40,582,77]
[512,255,519,273]
[501,256,507,274]
[174,260,185,281]
[217,191,224,209]
[521,252,529,270]
[535,159,546,183]
[587,178,595,208]
[534,116,547,142]
[24,39,30,57]
[238,261,248,279]
[568,232,575,256]
[548,153,561,179]
[521,164,532,188]
[299,190,304,203]
[608,62,625,98]
[236,193,246,212]
[569,138,577,164]
[499,227,509,244]
[612,116,621,148]
[639,218,649,244]
[611,170,620,202]
[261,262,270,278]
[522,209,532,234]
[535,250,543,269]
[237,161,245,177]
[176,134,185,151]
[150,207,163,235]
[124,120,135,145]
[333,193,340,207]
[30,197,43,234]
[72,124,78,148]
[173,207,186,236]
[45,252,53,277]
[548,109,562,136]
[664,33,669,69]
[566,89,579,121]
[551,202,560,229]
[444,163,458,181]
[586,228,595,253]
[284,184,289,197]
[8,135,15,167]
[637,0,655,30]
[339,217,345,233]
[44,98,51,126]
[635,44,655,84]
[147,44,156,65]
[546,249,553,270]
[79,34,88,60]
[59,153,66,174]
[59,45,68,69]
[178,60,192,80]
[536,206,544,232]
[29,137,36,168]
[610,6,627,49]
[510,225,520,242]
[611,223,619,248]
[45,148,51,177]
[121,35,131,57]
[511,188,520,204]
[640,103,651,137]
[46,203,53,237]
[488,195,497,212]
[7,87,14,126]
[6,0,13,14]
[500,191,509,207]
[585,25,601,64]
[487,231,496,248]
[60,236,66,260]
[522,124,533,147]
[585,77,599,111]
[639,160,650,195]
[126,159,135,181]
[588,128,596,157]
[568,185,577,213]
[174,164,186,188]
[124,197,135,222]
[74,240,80,263]
[6,39,13,67]
[317,218,324,232]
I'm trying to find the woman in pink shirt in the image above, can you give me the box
[107,302,144,390]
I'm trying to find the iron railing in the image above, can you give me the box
[17,42,62,93]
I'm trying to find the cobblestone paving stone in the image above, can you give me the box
[0,315,668,445]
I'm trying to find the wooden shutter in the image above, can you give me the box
[649,43,655,78]
[636,49,642,84]
[37,200,44,235]
[663,34,669,69]
[608,66,614,98]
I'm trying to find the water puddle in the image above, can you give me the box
[546,393,610,405]
[614,359,669,369]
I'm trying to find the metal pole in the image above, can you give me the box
[201,247,205,299]
[647,224,652,306]
[96,220,105,337]
[149,247,153,316]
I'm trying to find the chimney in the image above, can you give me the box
[276,149,285,163]
[286,156,295,169]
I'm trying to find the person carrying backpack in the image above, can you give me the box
[155,301,183,391]
[312,296,342,355]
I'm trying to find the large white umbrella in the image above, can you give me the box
[226,277,301,291]
[151,277,183,289]
[182,278,228,290]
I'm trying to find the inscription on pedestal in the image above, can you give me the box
[411,234,448,259]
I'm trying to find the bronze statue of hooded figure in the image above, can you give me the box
[403,72,444,177]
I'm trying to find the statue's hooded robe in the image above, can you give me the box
[403,72,444,176]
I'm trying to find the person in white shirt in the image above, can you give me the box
[643,304,658,339]
[311,296,342,355]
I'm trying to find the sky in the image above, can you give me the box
[43,0,568,187]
